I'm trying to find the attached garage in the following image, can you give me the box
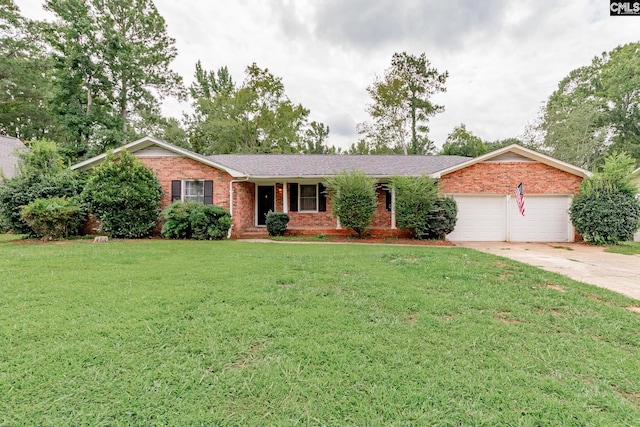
[447,195,572,242]
[436,145,590,243]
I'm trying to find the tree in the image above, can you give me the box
[0,1,54,140]
[441,124,487,157]
[540,42,640,169]
[44,0,184,159]
[82,149,162,238]
[188,62,327,155]
[569,152,640,244]
[300,121,336,154]
[324,170,377,237]
[390,175,439,238]
[358,52,448,155]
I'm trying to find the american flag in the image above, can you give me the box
[515,183,525,216]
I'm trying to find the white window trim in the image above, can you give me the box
[299,183,319,213]
[182,179,205,203]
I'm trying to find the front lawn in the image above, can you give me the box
[1,239,639,425]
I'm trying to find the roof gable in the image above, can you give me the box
[434,144,592,179]
[71,136,246,177]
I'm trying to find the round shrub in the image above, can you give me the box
[422,197,458,240]
[82,150,162,238]
[189,205,232,240]
[570,186,640,245]
[161,200,202,239]
[324,170,377,237]
[20,197,84,240]
[266,211,290,236]
[391,175,439,239]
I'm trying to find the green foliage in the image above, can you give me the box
[570,186,640,245]
[358,52,448,155]
[20,197,83,239]
[441,124,487,157]
[324,170,377,237]
[391,175,440,238]
[265,211,290,236]
[422,197,458,240]
[0,140,82,234]
[189,204,231,240]
[570,152,640,244]
[187,62,329,155]
[161,201,231,240]
[82,150,162,238]
[541,42,640,168]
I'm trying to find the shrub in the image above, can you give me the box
[0,140,83,235]
[82,150,162,238]
[20,197,84,240]
[160,200,202,239]
[422,197,458,240]
[391,175,439,238]
[570,186,640,245]
[190,205,232,240]
[266,211,290,236]
[569,152,640,245]
[161,201,231,240]
[324,170,377,237]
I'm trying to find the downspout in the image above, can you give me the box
[228,177,250,239]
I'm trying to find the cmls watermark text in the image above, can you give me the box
[610,1,640,15]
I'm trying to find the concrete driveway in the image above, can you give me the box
[457,242,640,301]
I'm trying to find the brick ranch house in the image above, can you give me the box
[72,136,591,242]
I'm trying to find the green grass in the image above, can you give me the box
[606,241,640,255]
[1,239,640,425]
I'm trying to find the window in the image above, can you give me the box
[299,184,317,211]
[171,180,213,205]
[184,180,205,203]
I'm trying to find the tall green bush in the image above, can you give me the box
[570,152,640,244]
[20,197,84,240]
[391,175,439,238]
[324,170,377,237]
[422,197,458,240]
[82,150,162,238]
[0,140,83,235]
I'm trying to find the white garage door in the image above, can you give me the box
[447,195,572,242]
[447,196,506,241]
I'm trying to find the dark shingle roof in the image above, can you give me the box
[0,135,26,180]
[207,154,470,178]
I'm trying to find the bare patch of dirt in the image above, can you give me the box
[408,312,418,326]
[587,294,602,302]
[495,310,522,323]
[626,306,640,314]
[546,284,566,293]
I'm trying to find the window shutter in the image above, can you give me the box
[385,189,392,212]
[171,180,182,202]
[204,180,214,205]
[289,183,298,212]
[318,183,327,212]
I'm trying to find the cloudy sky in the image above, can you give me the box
[14,0,640,151]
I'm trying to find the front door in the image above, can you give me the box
[257,186,274,226]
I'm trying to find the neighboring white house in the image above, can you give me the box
[0,135,26,180]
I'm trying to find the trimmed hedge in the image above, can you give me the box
[161,201,231,240]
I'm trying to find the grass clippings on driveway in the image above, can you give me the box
[1,239,639,425]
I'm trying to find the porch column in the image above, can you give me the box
[283,181,288,213]
[391,187,396,229]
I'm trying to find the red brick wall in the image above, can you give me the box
[138,156,235,210]
[286,183,336,228]
[440,162,582,195]
[231,181,254,238]
[372,188,392,228]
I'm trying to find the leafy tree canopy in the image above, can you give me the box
[187,61,333,155]
[441,124,487,157]
[540,42,640,169]
[358,52,448,155]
